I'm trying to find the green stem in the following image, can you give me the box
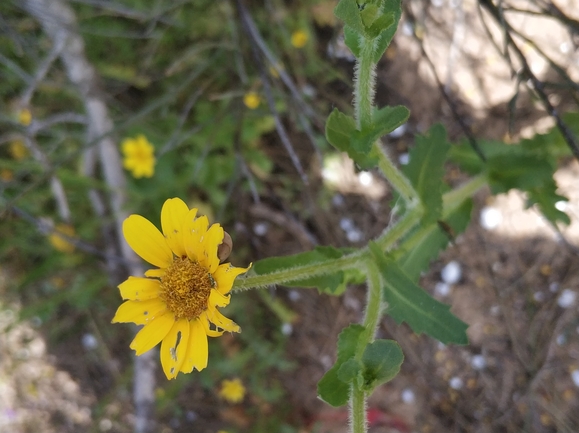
[442,173,487,214]
[351,386,367,433]
[360,260,383,346]
[374,141,418,205]
[354,36,377,129]
[374,207,421,251]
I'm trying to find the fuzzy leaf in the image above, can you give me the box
[360,339,404,391]
[369,242,469,345]
[372,0,402,62]
[318,324,365,406]
[351,105,409,155]
[334,0,365,33]
[344,26,361,58]
[403,124,450,223]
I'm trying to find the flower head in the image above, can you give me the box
[9,140,28,160]
[219,378,246,403]
[49,223,76,253]
[121,134,156,178]
[18,109,32,126]
[112,198,250,380]
[291,30,308,49]
[243,92,261,110]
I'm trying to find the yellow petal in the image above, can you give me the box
[213,263,251,295]
[145,268,165,278]
[160,318,190,379]
[207,308,241,333]
[180,318,208,373]
[200,223,223,273]
[200,312,225,337]
[161,198,190,258]
[118,277,161,300]
[209,289,230,308]
[184,215,208,262]
[123,215,173,268]
[112,299,166,325]
[130,312,175,356]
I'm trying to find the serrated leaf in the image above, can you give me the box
[527,184,571,225]
[351,105,409,154]
[372,0,402,62]
[396,199,473,282]
[360,339,404,391]
[252,245,354,295]
[487,154,552,193]
[403,124,450,223]
[334,0,365,33]
[369,242,469,345]
[318,324,365,406]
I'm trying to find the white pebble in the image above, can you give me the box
[358,171,373,186]
[288,290,301,302]
[398,153,410,165]
[340,218,354,231]
[99,419,113,432]
[346,229,363,243]
[401,388,415,404]
[435,282,451,297]
[556,334,566,346]
[281,323,293,336]
[549,282,560,293]
[471,354,486,370]
[533,291,545,302]
[449,377,463,390]
[82,333,98,350]
[389,123,407,138]
[555,200,568,211]
[441,261,462,284]
[480,207,502,230]
[572,370,579,387]
[253,222,268,236]
[558,289,576,308]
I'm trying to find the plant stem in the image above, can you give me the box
[354,36,377,129]
[350,386,367,433]
[374,141,418,204]
[374,207,421,251]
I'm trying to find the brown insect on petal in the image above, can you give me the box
[218,231,233,262]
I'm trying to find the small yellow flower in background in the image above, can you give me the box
[49,223,76,253]
[121,134,156,178]
[0,169,13,182]
[112,198,250,380]
[219,378,246,403]
[291,30,308,49]
[243,92,261,110]
[9,140,28,160]
[18,108,32,126]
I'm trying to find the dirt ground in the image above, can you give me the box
[2,1,579,432]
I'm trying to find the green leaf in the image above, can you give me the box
[252,245,354,295]
[344,26,361,58]
[318,324,365,406]
[360,4,380,27]
[396,199,473,282]
[334,0,365,33]
[372,0,402,62]
[325,108,378,169]
[364,12,395,39]
[351,105,409,155]
[337,358,363,383]
[360,339,404,391]
[403,124,450,224]
[369,242,469,345]
[527,184,571,225]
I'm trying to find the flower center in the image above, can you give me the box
[159,257,213,320]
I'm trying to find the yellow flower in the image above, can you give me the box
[112,198,250,380]
[18,109,32,126]
[9,140,28,160]
[291,30,308,49]
[219,378,246,403]
[49,223,76,253]
[243,92,261,110]
[121,134,156,178]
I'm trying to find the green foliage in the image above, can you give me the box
[369,242,469,345]
[317,324,365,406]
[402,124,450,223]
[252,246,360,295]
[448,117,576,225]
[358,339,403,391]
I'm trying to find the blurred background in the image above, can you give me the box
[1,0,579,432]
